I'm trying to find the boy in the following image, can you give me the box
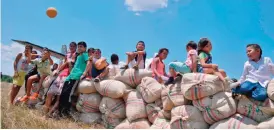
[91,49,108,82]
[58,41,92,117]
[121,41,146,70]
[107,54,120,79]
[230,44,274,101]
[24,50,39,94]
[20,48,53,102]
[10,45,32,105]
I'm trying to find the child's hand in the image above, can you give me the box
[13,71,19,78]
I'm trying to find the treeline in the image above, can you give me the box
[1,74,13,83]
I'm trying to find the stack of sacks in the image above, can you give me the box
[114,69,152,88]
[115,90,150,129]
[210,114,258,129]
[170,105,209,129]
[268,79,274,101]
[146,104,171,124]
[161,82,190,111]
[100,97,126,128]
[192,92,237,125]
[237,95,274,123]
[76,80,102,124]
[182,73,226,100]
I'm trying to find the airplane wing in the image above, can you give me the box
[12,39,66,60]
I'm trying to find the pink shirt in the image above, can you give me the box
[185,50,198,70]
[59,51,76,77]
[151,58,166,77]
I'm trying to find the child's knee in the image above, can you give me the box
[238,81,254,93]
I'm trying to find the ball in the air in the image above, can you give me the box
[46,7,57,18]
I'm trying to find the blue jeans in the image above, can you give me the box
[232,81,267,101]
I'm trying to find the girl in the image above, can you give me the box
[231,44,274,101]
[10,45,32,105]
[197,38,227,83]
[151,48,169,84]
[120,41,146,70]
[165,41,198,85]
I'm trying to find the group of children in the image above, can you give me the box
[9,38,274,119]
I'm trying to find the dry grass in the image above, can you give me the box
[1,82,104,129]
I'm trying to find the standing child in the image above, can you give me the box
[121,41,146,70]
[20,48,53,102]
[230,44,274,101]
[10,45,32,105]
[197,38,227,83]
[58,41,92,117]
[151,48,169,84]
[165,41,198,85]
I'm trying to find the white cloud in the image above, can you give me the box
[1,42,25,76]
[125,0,168,12]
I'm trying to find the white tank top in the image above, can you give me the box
[17,53,29,72]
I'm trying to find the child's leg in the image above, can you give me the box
[203,68,226,82]
[233,81,256,95]
[43,92,53,114]
[10,84,21,104]
[48,95,60,116]
[26,75,39,96]
[135,54,142,67]
[251,83,267,101]
[219,69,227,78]
[36,75,48,93]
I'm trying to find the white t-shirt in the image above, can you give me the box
[128,58,145,69]
[108,64,121,78]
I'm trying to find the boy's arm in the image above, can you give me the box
[238,62,249,84]
[81,59,92,79]
[14,53,22,73]
[191,54,197,72]
[48,56,54,65]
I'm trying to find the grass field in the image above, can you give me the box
[1,82,104,129]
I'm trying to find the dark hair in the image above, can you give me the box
[186,41,197,50]
[94,49,101,53]
[32,50,37,54]
[111,54,119,64]
[70,42,77,46]
[43,47,49,52]
[136,41,145,47]
[247,44,262,59]
[88,48,95,53]
[77,41,87,48]
[198,38,210,55]
[156,48,169,57]
[26,45,33,51]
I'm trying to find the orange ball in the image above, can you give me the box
[46,7,57,18]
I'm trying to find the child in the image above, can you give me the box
[106,54,120,79]
[58,41,92,117]
[20,48,53,102]
[24,50,39,94]
[121,41,146,70]
[197,38,227,83]
[165,41,198,85]
[88,48,95,57]
[91,49,108,82]
[10,45,32,105]
[230,44,274,101]
[151,48,169,84]
[51,63,58,72]
[43,43,78,117]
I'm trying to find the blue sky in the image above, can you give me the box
[1,0,274,78]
